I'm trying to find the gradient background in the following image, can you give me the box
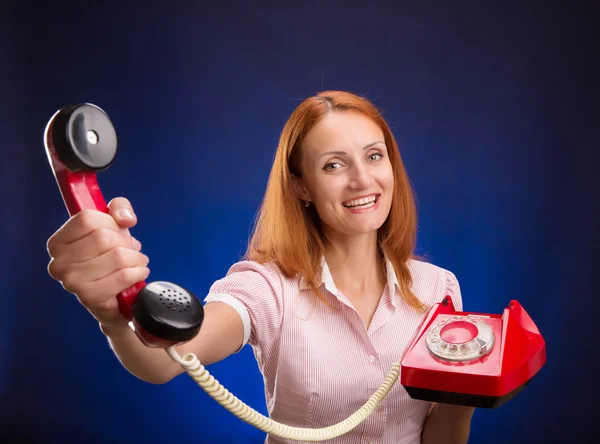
[1,1,598,443]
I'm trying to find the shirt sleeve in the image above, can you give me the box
[443,269,464,312]
[203,260,284,352]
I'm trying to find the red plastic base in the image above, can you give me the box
[400,297,546,408]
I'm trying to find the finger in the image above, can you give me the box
[47,210,121,256]
[78,266,151,306]
[54,227,143,264]
[107,197,138,230]
[71,247,150,283]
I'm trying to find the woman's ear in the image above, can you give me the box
[291,175,311,202]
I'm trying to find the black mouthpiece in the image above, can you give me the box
[133,281,204,343]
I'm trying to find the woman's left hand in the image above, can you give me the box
[421,403,475,444]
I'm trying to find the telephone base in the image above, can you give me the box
[404,375,535,409]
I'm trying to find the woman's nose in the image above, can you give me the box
[348,163,373,189]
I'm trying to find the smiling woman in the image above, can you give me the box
[46,90,471,444]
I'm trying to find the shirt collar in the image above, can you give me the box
[299,252,401,309]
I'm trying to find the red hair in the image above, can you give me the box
[245,90,425,311]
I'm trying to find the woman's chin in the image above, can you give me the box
[345,220,387,236]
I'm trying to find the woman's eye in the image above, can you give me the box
[323,162,341,171]
[368,153,383,162]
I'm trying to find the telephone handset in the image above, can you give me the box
[44,104,204,349]
[44,104,546,441]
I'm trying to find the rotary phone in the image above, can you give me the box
[43,103,547,441]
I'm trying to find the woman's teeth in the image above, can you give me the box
[343,195,377,208]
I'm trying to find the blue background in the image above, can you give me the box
[1,1,598,443]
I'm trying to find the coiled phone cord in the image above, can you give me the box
[166,346,400,441]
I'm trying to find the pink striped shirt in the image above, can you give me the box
[204,255,463,444]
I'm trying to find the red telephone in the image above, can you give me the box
[401,296,546,408]
[44,103,205,349]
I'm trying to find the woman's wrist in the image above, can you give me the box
[99,321,132,338]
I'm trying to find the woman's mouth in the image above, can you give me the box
[342,194,380,212]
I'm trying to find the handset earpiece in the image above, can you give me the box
[44,103,204,348]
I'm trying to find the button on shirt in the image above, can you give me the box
[205,256,463,444]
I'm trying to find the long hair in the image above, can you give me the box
[245,90,425,311]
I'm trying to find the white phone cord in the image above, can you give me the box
[166,346,400,441]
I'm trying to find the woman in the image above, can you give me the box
[46,90,474,443]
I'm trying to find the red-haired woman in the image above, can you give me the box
[47,91,474,443]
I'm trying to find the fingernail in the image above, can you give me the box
[132,238,142,250]
[117,209,133,220]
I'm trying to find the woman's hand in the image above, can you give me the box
[421,403,475,444]
[46,197,150,329]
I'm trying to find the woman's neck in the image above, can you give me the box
[323,231,385,293]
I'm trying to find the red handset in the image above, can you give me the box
[44,103,204,348]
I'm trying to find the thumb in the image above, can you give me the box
[107,197,138,234]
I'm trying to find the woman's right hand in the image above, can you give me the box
[46,197,151,330]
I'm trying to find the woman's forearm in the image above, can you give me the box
[421,403,475,444]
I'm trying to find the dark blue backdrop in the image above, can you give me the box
[2,1,598,443]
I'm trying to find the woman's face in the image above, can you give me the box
[295,110,394,239]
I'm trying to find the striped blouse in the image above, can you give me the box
[204,255,463,444]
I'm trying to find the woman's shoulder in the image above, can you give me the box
[224,258,284,276]
[207,259,291,309]
[407,257,458,281]
[219,258,299,290]
[406,257,463,308]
